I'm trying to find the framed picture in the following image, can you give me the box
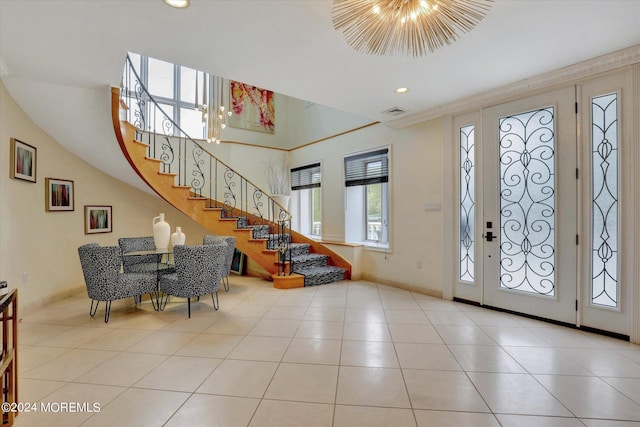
[84,205,112,234]
[10,138,37,182]
[229,80,275,134]
[230,248,246,275]
[45,178,74,211]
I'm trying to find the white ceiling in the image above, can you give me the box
[1,0,639,192]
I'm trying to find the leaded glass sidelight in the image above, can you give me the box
[499,107,556,296]
[459,125,475,282]
[591,93,619,308]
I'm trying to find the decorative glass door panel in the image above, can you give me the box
[499,107,556,296]
[580,69,632,337]
[482,87,577,324]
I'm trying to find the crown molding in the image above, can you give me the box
[386,44,640,129]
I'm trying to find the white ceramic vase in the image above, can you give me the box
[171,226,186,246]
[272,195,290,221]
[153,213,171,250]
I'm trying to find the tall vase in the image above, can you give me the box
[171,226,186,246]
[153,213,171,250]
[272,195,290,222]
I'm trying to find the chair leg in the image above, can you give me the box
[224,275,230,292]
[104,300,112,323]
[89,300,99,317]
[211,291,219,310]
[150,291,160,311]
[159,292,169,311]
[187,298,191,318]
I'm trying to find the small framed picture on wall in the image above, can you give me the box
[45,178,74,211]
[10,138,37,183]
[84,205,112,234]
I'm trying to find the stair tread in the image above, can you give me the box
[292,253,328,262]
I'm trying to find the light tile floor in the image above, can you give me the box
[13,276,640,426]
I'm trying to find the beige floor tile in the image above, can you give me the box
[434,325,497,345]
[134,355,221,392]
[19,378,67,402]
[336,366,410,408]
[160,314,222,332]
[340,340,399,368]
[468,372,572,416]
[580,420,640,427]
[227,336,291,362]
[22,348,117,382]
[126,330,198,355]
[207,316,260,335]
[395,343,461,370]
[14,382,125,427]
[196,359,278,398]
[20,324,74,346]
[303,306,345,322]
[602,376,640,405]
[535,375,640,420]
[415,410,501,427]
[18,345,70,374]
[310,295,347,308]
[481,326,551,347]
[343,322,391,342]
[249,399,334,427]
[80,388,190,427]
[496,414,586,427]
[273,294,313,307]
[334,405,416,427]
[228,302,273,318]
[36,326,112,348]
[417,299,463,311]
[559,348,640,378]
[388,323,443,343]
[295,320,344,340]
[74,351,167,387]
[175,333,242,358]
[382,298,421,310]
[344,307,386,323]
[424,310,475,325]
[503,346,593,375]
[79,328,154,352]
[404,369,490,412]
[384,309,430,324]
[248,318,301,338]
[448,344,526,373]
[263,305,308,320]
[265,363,338,403]
[164,394,260,427]
[283,338,342,365]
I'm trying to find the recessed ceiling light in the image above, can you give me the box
[395,87,409,94]
[163,0,190,8]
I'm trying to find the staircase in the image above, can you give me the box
[111,57,350,288]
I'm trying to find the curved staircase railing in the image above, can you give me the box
[114,55,351,284]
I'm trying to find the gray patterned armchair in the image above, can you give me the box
[118,236,159,273]
[159,243,227,318]
[203,234,236,292]
[78,243,158,322]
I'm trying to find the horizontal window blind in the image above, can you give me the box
[291,162,321,190]
[344,148,389,187]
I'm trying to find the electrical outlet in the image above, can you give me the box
[22,272,28,284]
[416,261,422,269]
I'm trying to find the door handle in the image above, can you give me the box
[483,231,494,242]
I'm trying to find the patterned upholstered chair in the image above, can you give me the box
[159,243,227,318]
[78,243,158,323]
[118,236,159,273]
[203,234,236,292]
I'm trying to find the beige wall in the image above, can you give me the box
[0,81,209,313]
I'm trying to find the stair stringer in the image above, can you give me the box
[111,87,352,281]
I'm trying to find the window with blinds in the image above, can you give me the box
[291,162,321,190]
[344,148,389,187]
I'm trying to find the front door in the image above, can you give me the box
[481,87,578,324]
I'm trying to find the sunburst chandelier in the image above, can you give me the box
[332,0,493,57]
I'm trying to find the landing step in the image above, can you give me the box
[295,265,346,287]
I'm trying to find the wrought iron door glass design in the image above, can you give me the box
[460,125,475,282]
[499,107,556,296]
[591,93,618,308]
